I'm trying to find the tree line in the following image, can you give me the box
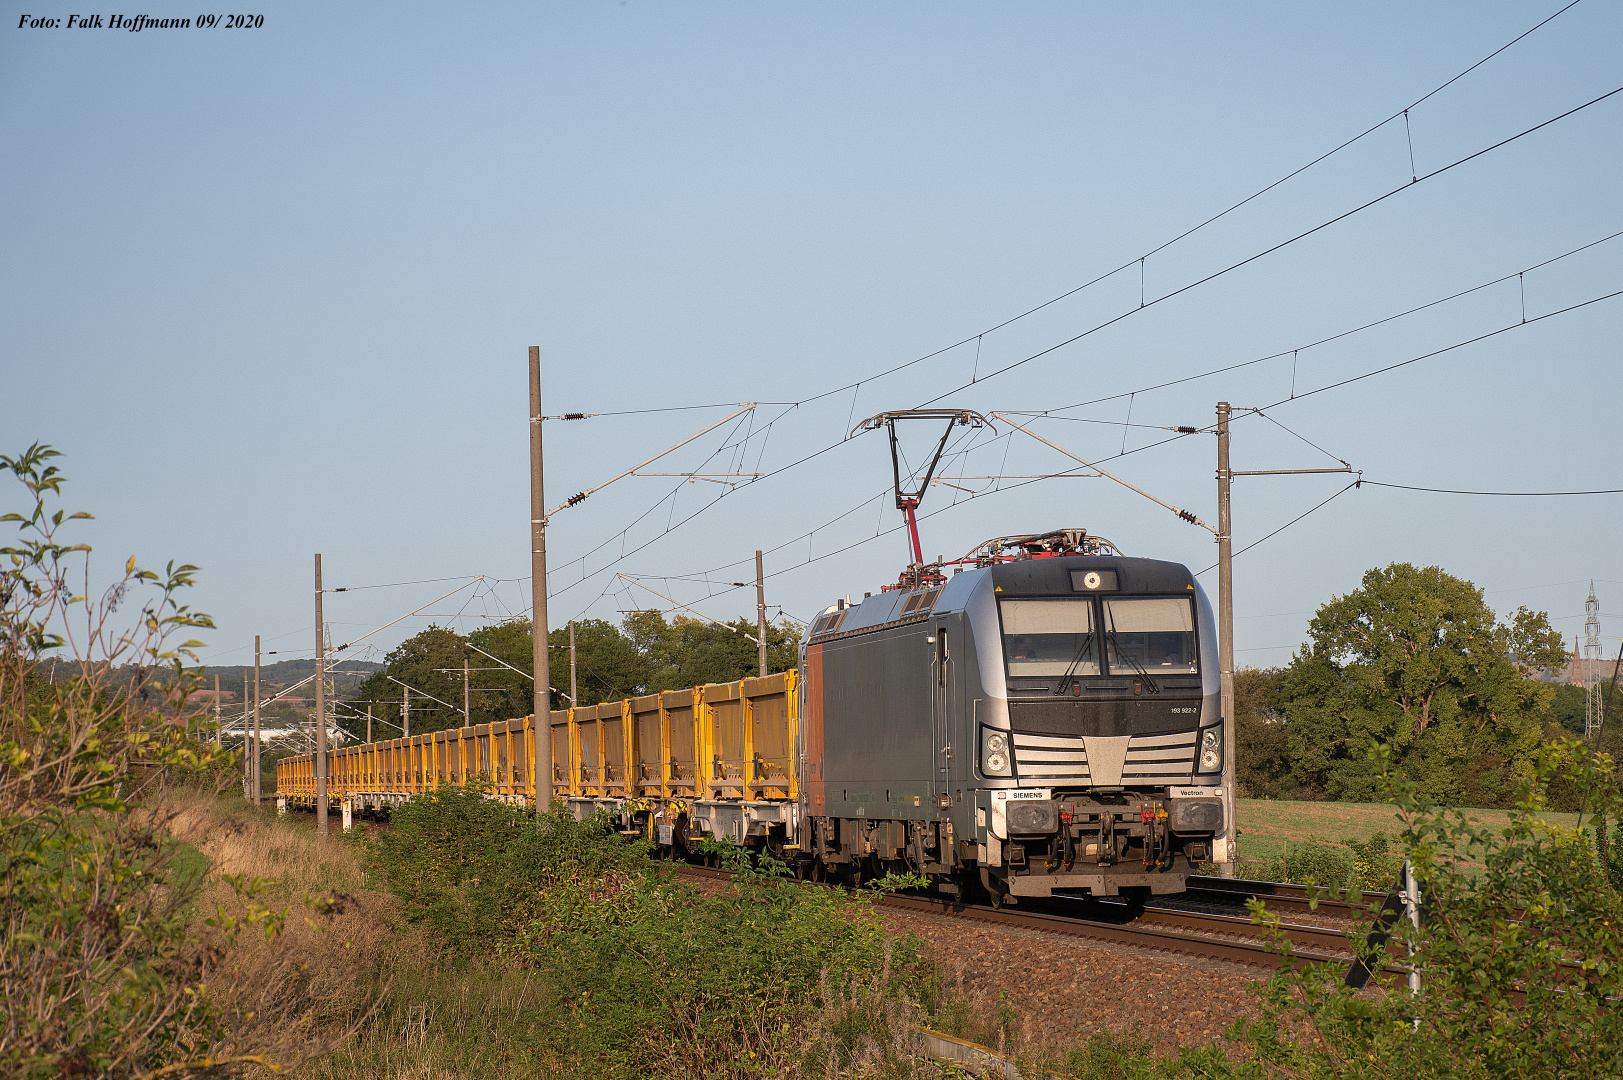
[1235,562,1618,808]
[339,611,800,742]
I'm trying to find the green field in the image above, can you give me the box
[1235,798,1583,871]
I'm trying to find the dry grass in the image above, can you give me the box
[139,789,397,1074]
[299,949,553,1080]
[150,794,580,1080]
[157,791,376,894]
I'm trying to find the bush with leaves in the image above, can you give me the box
[525,844,930,1079]
[1342,832,1403,893]
[1246,833,1403,894]
[366,787,658,953]
[365,795,931,1080]
[0,444,341,1077]
[1595,816,1623,891]
[1228,739,1623,1080]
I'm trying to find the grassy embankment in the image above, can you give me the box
[163,789,1204,1080]
[157,790,573,1077]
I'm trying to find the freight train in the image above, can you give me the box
[279,527,1226,904]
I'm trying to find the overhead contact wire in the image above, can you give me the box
[1029,228,1623,417]
[554,4,1587,422]
[915,83,1623,409]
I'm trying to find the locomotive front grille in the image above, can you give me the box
[1008,730,1198,782]
[1121,729,1198,782]
[1011,732,1089,779]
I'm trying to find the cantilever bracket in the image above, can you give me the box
[991,412,1217,535]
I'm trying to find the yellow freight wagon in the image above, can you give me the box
[277,670,798,851]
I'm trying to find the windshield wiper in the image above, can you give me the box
[1052,637,1095,696]
[1105,610,1159,693]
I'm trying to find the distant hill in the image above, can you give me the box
[185,659,383,685]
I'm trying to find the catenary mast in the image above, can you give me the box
[1586,581,1604,740]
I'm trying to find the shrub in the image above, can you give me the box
[1273,840,1354,891]
[1228,739,1623,1080]
[365,794,932,1079]
[0,444,341,1076]
[1244,832,1403,895]
[367,791,657,954]
[527,850,929,1078]
[1343,830,1402,892]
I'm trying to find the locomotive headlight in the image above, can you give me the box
[1198,725,1223,773]
[981,728,1012,777]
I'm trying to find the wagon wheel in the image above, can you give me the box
[810,858,826,883]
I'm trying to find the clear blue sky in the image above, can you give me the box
[3,1,1619,673]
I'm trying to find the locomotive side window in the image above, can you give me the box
[999,599,1097,677]
[1102,597,1197,674]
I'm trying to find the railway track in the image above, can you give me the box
[677,864,1401,975]
[1183,876,1386,919]
[882,892,1360,971]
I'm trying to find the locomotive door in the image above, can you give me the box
[930,624,950,807]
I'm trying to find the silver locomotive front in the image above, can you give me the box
[962,554,1223,901]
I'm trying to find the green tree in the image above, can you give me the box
[466,618,539,719]
[1550,680,1623,737]
[546,617,650,707]
[1235,667,1297,799]
[622,610,798,694]
[1275,563,1566,804]
[344,625,470,739]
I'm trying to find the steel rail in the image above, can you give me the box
[1130,904,1355,955]
[1186,878,1530,928]
[1053,888,1364,924]
[1188,876,1387,910]
[1185,889,1362,919]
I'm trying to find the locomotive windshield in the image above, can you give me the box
[1102,597,1198,674]
[1000,599,1097,677]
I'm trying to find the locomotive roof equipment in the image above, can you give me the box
[958,529,1124,565]
[850,410,990,585]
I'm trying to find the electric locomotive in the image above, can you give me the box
[279,409,1226,907]
[798,528,1224,904]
